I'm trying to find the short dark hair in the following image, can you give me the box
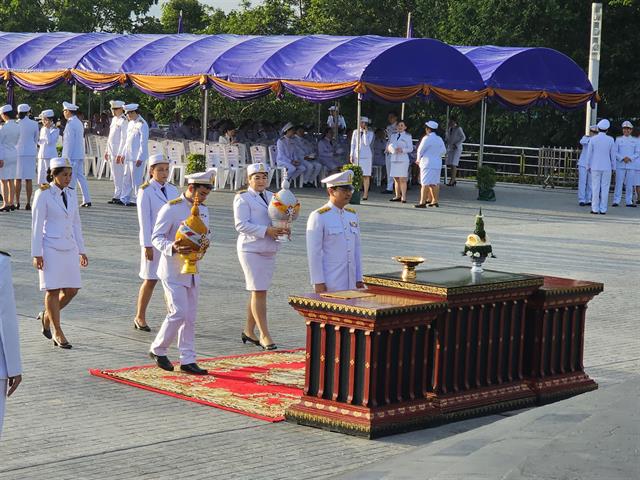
[3,110,16,119]
[18,112,29,119]
[46,166,70,183]
[388,111,398,118]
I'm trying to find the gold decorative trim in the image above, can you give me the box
[288,296,445,318]
[286,410,370,433]
[540,283,604,297]
[363,275,544,296]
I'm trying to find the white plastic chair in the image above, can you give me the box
[148,139,164,158]
[188,141,205,156]
[372,165,383,186]
[166,140,187,186]
[206,143,225,190]
[95,137,111,179]
[222,144,247,190]
[84,135,99,177]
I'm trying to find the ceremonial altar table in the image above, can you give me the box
[286,267,603,438]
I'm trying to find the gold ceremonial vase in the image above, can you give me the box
[392,256,425,281]
[175,196,208,274]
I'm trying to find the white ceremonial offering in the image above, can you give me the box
[268,174,300,242]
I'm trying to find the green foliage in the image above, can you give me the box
[474,210,486,240]
[186,153,206,174]
[341,163,363,191]
[161,0,209,33]
[476,166,496,191]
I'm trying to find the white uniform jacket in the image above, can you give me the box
[327,115,346,130]
[577,135,591,168]
[17,117,39,157]
[585,132,616,171]
[0,252,22,379]
[137,180,180,248]
[120,116,149,163]
[31,183,86,256]
[615,135,640,170]
[349,129,374,161]
[306,201,362,292]
[276,136,297,165]
[0,120,20,162]
[61,116,85,160]
[416,132,447,169]
[386,132,414,163]
[233,188,279,254]
[37,126,59,160]
[152,195,210,288]
[106,115,128,159]
[294,135,316,159]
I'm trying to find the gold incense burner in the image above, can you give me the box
[392,256,425,281]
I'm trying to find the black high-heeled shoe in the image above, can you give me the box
[53,338,72,349]
[260,342,277,351]
[133,319,151,332]
[37,311,52,339]
[242,332,260,346]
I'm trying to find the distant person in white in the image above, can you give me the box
[577,125,597,206]
[585,119,616,215]
[349,116,374,200]
[415,120,446,208]
[0,250,22,440]
[119,103,149,207]
[36,109,59,185]
[61,101,92,207]
[105,100,128,205]
[15,104,40,210]
[612,120,639,208]
[444,116,465,187]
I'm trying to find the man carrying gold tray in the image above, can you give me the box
[148,169,214,375]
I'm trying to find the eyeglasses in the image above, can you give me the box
[335,185,354,193]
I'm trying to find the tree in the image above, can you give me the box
[0,0,52,32]
[160,0,209,33]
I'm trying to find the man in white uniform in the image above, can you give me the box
[61,101,91,207]
[585,119,616,215]
[383,111,399,193]
[613,121,639,208]
[294,126,322,187]
[15,103,40,210]
[119,103,149,207]
[0,251,23,439]
[105,100,128,205]
[326,106,346,131]
[577,125,597,206]
[306,170,364,293]
[149,170,214,375]
[276,122,306,183]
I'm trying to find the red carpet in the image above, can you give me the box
[90,349,305,422]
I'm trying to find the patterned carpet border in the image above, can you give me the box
[89,348,305,422]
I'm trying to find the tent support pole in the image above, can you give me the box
[356,94,362,166]
[72,83,77,105]
[317,103,321,134]
[444,105,450,184]
[478,99,486,168]
[7,83,13,106]
[202,89,209,146]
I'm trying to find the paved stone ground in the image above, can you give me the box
[0,178,638,479]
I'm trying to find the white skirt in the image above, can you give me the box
[37,157,49,185]
[421,167,441,186]
[16,155,36,180]
[0,156,17,180]
[357,156,372,177]
[139,246,161,280]
[389,160,410,178]
[238,250,276,291]
[39,245,81,291]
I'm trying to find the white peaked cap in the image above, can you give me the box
[589,124,598,132]
[17,103,30,113]
[321,169,354,187]
[39,109,54,119]
[328,106,338,111]
[247,162,270,176]
[426,120,438,129]
[110,100,125,109]
[149,154,168,166]
[280,122,294,135]
[124,103,139,112]
[359,116,370,123]
[186,168,216,185]
[62,101,78,111]
[50,157,72,169]
[597,119,610,130]
[622,120,633,128]
[0,104,13,114]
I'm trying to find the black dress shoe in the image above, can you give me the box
[37,311,52,339]
[53,338,72,349]
[25,204,31,211]
[260,342,278,351]
[242,332,261,346]
[389,197,401,202]
[590,211,598,214]
[107,198,117,204]
[626,204,637,208]
[133,319,151,332]
[9,205,15,211]
[599,212,606,215]
[611,203,619,207]
[180,363,208,375]
[414,203,426,208]
[428,203,439,207]
[81,202,92,208]
[125,202,137,207]
[15,203,20,210]
[149,352,174,371]
[579,202,585,206]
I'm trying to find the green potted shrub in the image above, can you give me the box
[341,163,363,205]
[186,153,206,175]
[476,166,496,201]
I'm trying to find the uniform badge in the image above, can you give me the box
[349,221,358,228]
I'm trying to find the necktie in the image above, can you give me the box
[259,192,268,205]
[160,186,167,199]
[397,133,401,140]
[61,191,68,208]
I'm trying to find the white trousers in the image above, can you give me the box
[590,170,611,213]
[37,158,49,185]
[150,280,198,365]
[613,168,634,205]
[277,162,306,181]
[301,159,322,183]
[110,158,126,199]
[385,154,394,190]
[0,379,6,440]
[70,158,91,203]
[120,160,146,204]
[577,166,591,204]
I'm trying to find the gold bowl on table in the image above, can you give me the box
[392,256,425,281]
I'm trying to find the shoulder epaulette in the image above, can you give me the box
[344,207,356,214]
[236,189,248,194]
[0,250,10,257]
[39,183,50,191]
[140,181,150,190]
[317,206,331,214]
[169,197,183,205]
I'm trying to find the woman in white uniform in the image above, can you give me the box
[31,158,88,349]
[134,154,179,331]
[15,104,40,210]
[349,116,374,200]
[233,163,288,350]
[0,105,21,212]
[36,110,59,186]
[386,120,414,203]
[415,121,447,208]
